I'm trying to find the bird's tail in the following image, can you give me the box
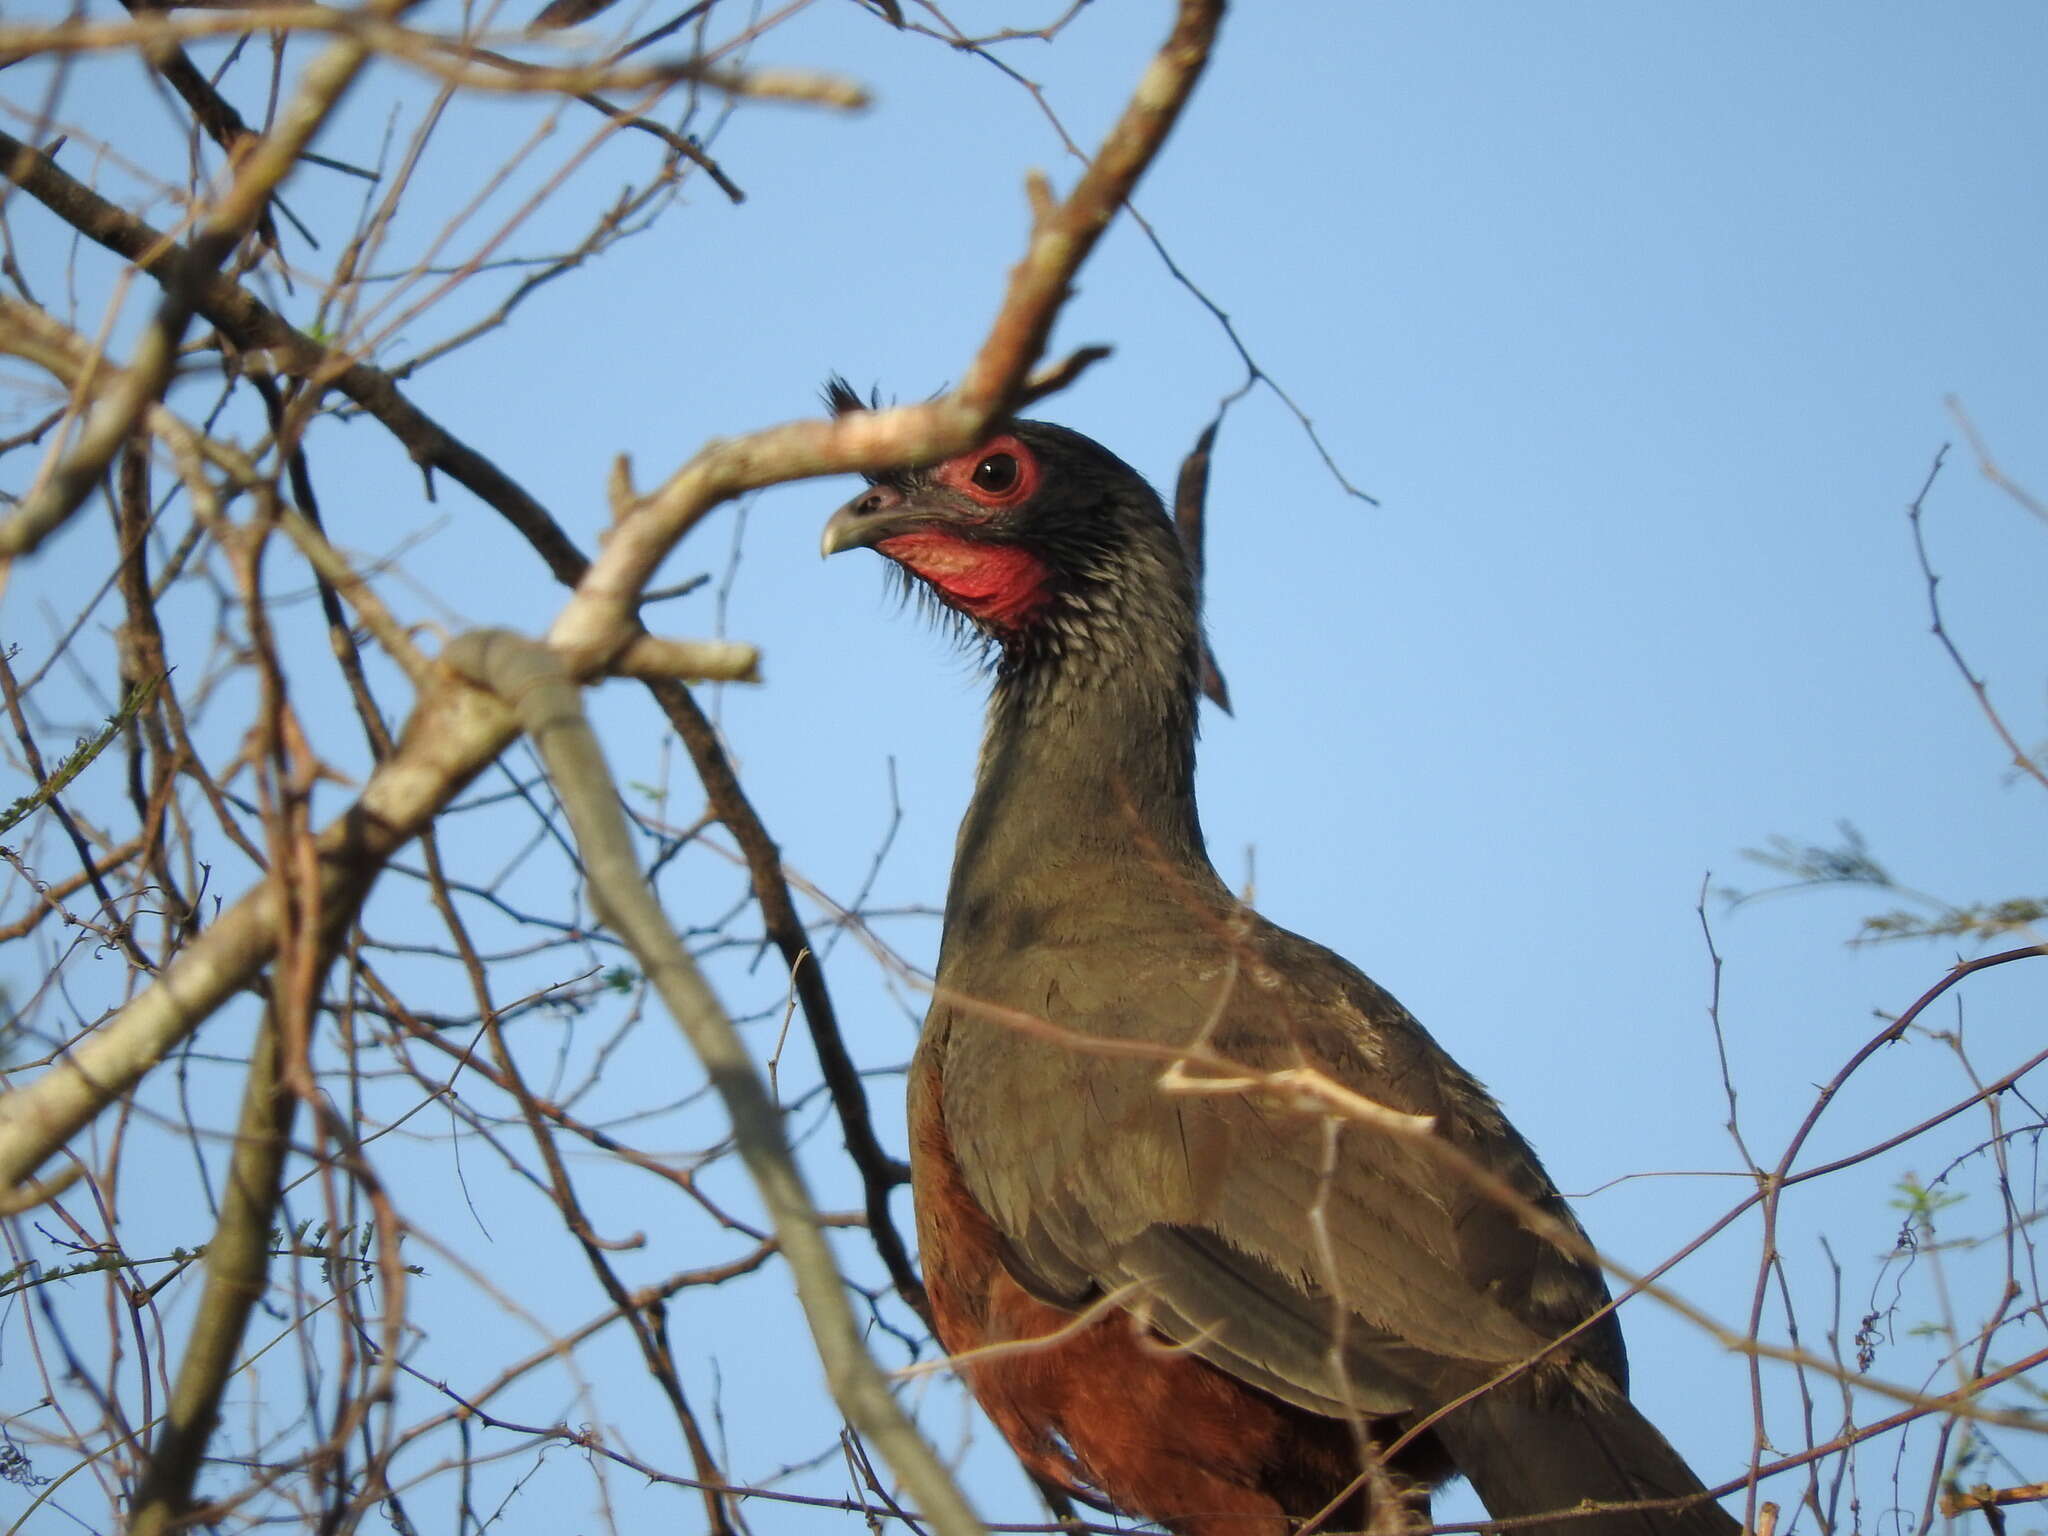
[1431,1366,1742,1536]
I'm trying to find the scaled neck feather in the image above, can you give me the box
[943,525,1223,942]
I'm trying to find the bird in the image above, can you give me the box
[819,382,1740,1536]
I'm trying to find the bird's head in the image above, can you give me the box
[818,382,1197,686]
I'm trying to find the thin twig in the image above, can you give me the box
[441,628,981,1536]
[127,1015,298,1536]
[1903,444,2048,794]
[0,7,392,556]
[0,129,592,587]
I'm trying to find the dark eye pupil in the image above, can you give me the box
[972,453,1018,494]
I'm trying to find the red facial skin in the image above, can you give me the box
[877,532,1051,630]
[878,435,1052,632]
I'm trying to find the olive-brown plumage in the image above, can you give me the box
[822,387,1738,1536]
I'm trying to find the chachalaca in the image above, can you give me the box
[820,384,1739,1536]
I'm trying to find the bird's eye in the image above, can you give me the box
[972,454,1019,495]
[939,433,1036,507]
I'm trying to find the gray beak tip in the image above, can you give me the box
[820,483,907,561]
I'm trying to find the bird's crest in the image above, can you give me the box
[821,375,880,418]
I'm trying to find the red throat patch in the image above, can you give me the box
[878,532,1050,632]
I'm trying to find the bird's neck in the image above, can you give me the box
[942,615,1219,948]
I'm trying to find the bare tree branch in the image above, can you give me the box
[128,1011,297,1536]
[0,6,395,557]
[442,627,981,1536]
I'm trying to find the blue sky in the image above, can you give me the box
[7,2,2045,1531]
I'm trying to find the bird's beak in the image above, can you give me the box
[820,482,916,557]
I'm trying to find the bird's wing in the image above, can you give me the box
[936,917,1624,1421]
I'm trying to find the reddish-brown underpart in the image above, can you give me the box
[908,1055,1386,1536]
